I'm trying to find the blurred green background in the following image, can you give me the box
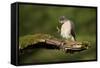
[19,4,97,64]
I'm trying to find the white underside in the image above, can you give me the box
[60,20,74,41]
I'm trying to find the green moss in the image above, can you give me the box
[19,33,57,49]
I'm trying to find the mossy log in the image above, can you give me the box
[19,33,90,53]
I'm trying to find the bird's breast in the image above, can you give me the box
[61,21,71,38]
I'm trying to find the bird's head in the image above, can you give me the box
[59,16,68,24]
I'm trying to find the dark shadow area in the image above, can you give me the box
[19,42,60,55]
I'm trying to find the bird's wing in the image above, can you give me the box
[70,21,76,41]
[57,23,62,32]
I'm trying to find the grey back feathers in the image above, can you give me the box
[70,21,76,41]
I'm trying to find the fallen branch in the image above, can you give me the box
[19,34,90,53]
[43,39,89,53]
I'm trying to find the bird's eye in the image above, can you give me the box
[59,16,65,21]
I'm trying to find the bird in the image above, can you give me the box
[58,16,76,41]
